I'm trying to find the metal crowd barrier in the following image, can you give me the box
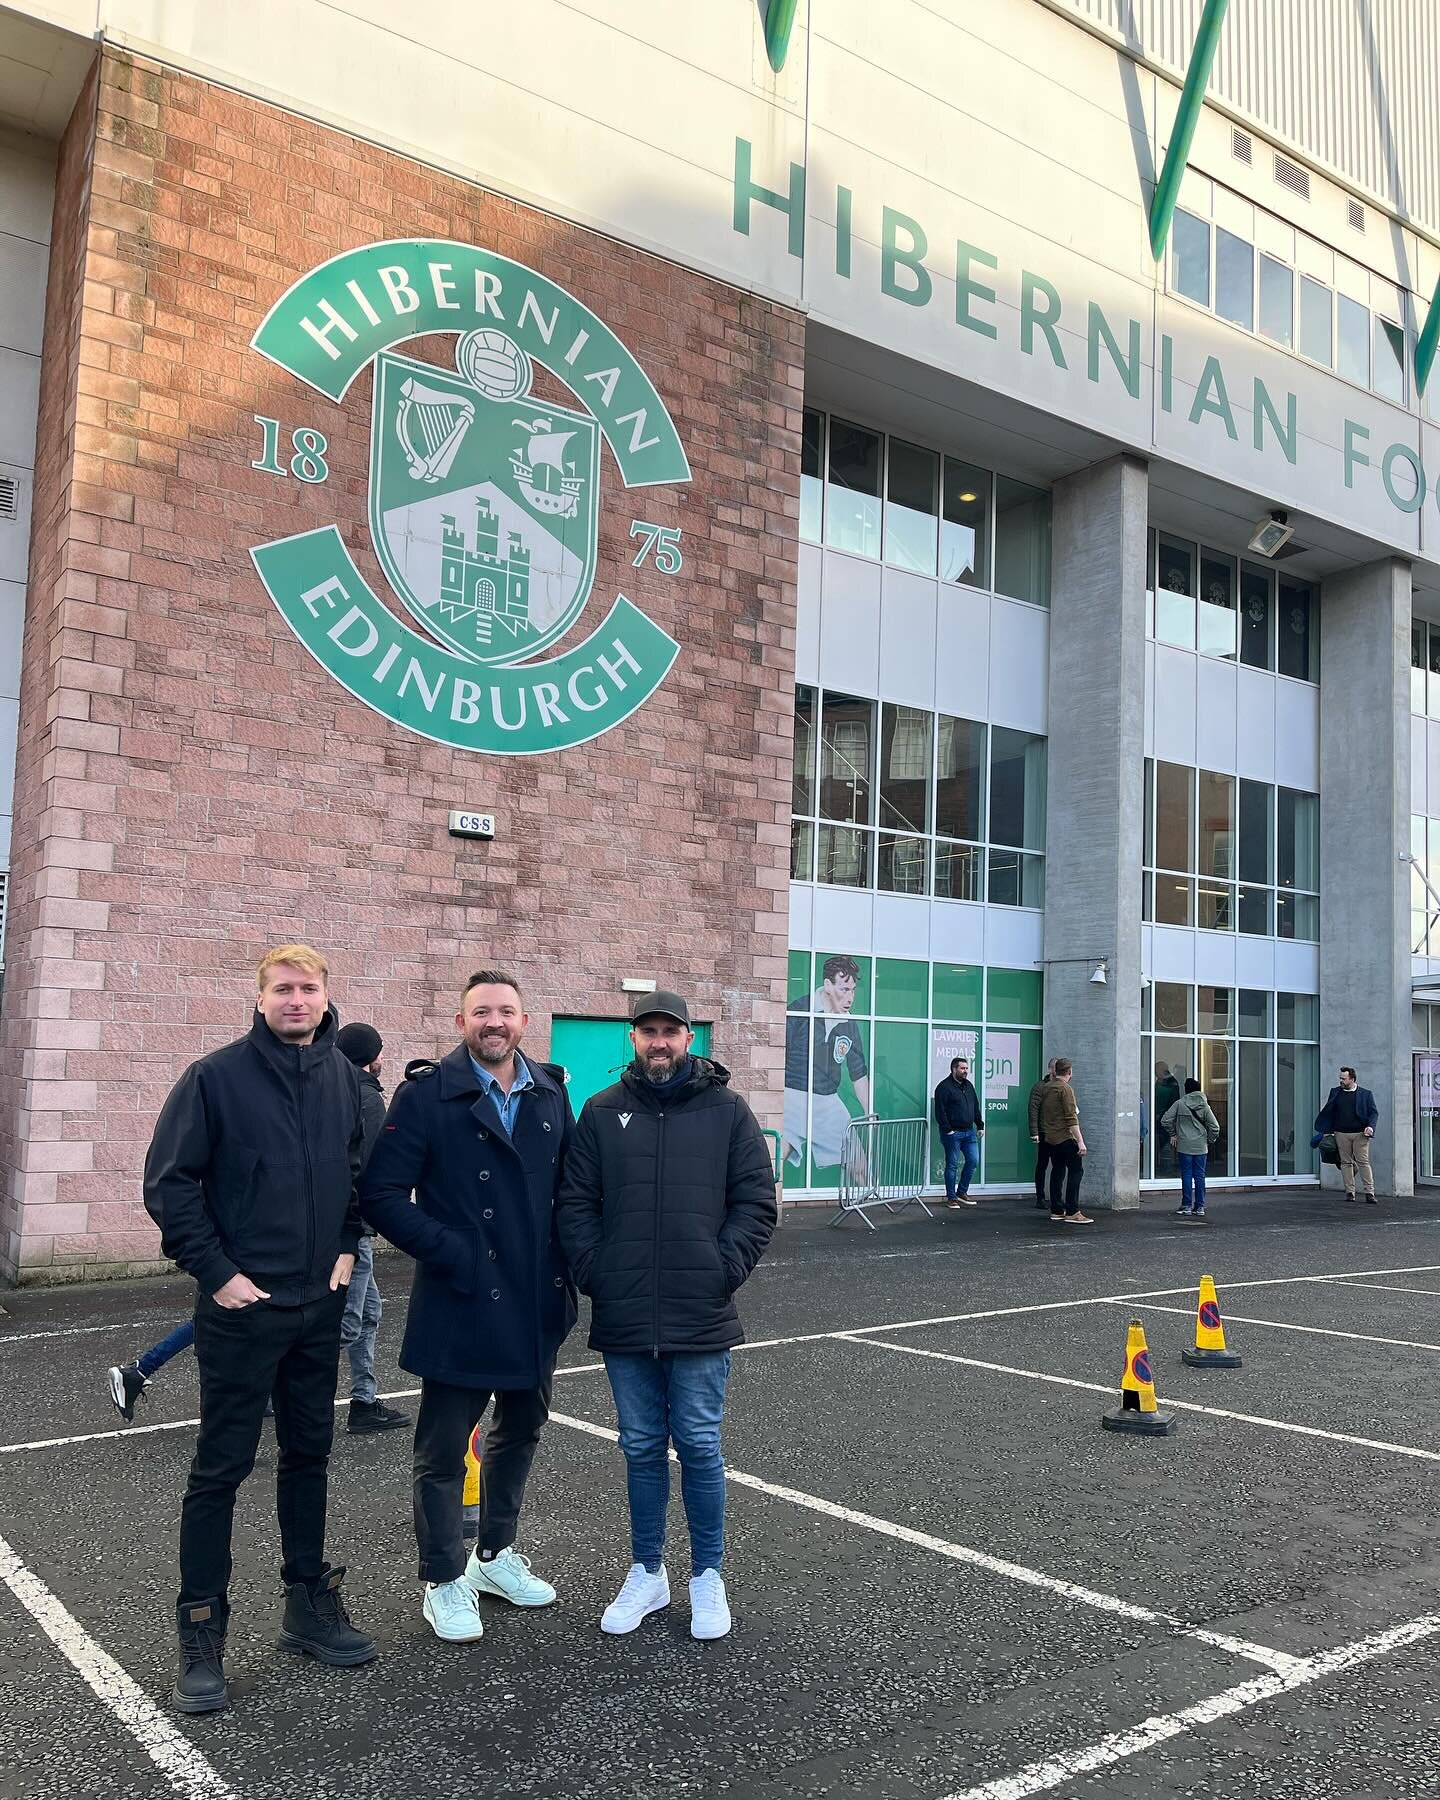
[829,1115,935,1230]
[761,1127,785,1227]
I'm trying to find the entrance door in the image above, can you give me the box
[550,1017,713,1117]
[1415,1053,1440,1184]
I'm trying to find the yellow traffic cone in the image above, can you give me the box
[1102,1318,1176,1435]
[462,1425,483,1549]
[1181,1275,1242,1368]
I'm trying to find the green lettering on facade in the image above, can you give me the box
[1343,419,1371,488]
[1381,442,1426,512]
[731,136,806,260]
[954,241,999,339]
[1160,334,1174,412]
[1188,356,1237,439]
[1086,303,1141,398]
[1253,380,1296,463]
[835,185,853,279]
[1020,272,1066,368]
[881,207,931,307]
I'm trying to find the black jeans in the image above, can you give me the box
[1033,1139,1053,1203]
[1048,1141,1084,1216]
[413,1374,553,1583]
[179,1288,346,1607]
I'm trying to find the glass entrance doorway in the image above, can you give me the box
[1415,1053,1440,1185]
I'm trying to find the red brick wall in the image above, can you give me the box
[1,50,802,1282]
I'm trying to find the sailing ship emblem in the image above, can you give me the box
[510,418,585,519]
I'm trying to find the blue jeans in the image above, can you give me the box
[137,1319,195,1379]
[603,1350,730,1576]
[1179,1152,1208,1212]
[944,1129,980,1199]
[339,1237,381,1403]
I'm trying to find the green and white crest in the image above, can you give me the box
[246,239,691,756]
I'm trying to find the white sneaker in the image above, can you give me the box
[689,1569,731,1641]
[600,1562,670,1635]
[423,1578,485,1642]
[463,1547,556,1608]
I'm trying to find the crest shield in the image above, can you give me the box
[368,349,599,667]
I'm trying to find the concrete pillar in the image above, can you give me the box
[1319,558,1413,1197]
[1043,455,1149,1208]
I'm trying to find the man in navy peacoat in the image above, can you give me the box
[360,968,577,1643]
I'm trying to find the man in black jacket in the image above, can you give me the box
[557,990,777,1643]
[933,1055,984,1206]
[143,945,376,1716]
[334,1022,408,1435]
[360,969,576,1646]
[1315,1065,1381,1202]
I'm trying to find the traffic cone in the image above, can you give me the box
[462,1424,483,1547]
[1181,1275,1242,1368]
[1102,1318,1177,1435]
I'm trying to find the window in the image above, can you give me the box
[1338,294,1370,386]
[1299,277,1333,366]
[1198,550,1237,660]
[1155,534,1197,650]
[818,693,874,824]
[1150,529,1316,683]
[800,408,824,544]
[1216,229,1254,330]
[1239,562,1273,670]
[1375,316,1406,404]
[878,703,932,840]
[1276,786,1319,941]
[1197,770,1235,929]
[826,418,882,558]
[1172,209,1210,305]
[1238,778,1272,936]
[942,460,990,588]
[936,714,986,842]
[885,439,938,575]
[1276,576,1318,682]
[994,478,1051,607]
[792,685,816,817]
[1414,622,1428,715]
[1258,256,1293,346]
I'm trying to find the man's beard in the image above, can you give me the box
[641,1051,682,1086]
[473,1030,519,1066]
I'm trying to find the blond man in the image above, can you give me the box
[144,945,375,1715]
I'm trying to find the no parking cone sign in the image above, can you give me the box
[1181,1274,1243,1368]
[1101,1318,1177,1436]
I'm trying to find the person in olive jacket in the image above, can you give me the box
[143,944,375,1717]
[359,969,576,1646]
[556,989,777,1644]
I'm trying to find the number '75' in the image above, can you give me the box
[629,521,683,573]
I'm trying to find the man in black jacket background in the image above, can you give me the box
[143,944,376,1716]
[557,990,777,1643]
[933,1054,984,1206]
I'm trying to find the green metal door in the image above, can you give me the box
[550,1016,712,1117]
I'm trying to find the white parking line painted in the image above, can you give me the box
[0,1530,236,1799]
[548,1410,1299,1673]
[937,1611,1440,1800]
[0,1320,154,1345]
[1110,1299,1440,1354]
[842,1336,1440,1464]
[1319,1279,1440,1298]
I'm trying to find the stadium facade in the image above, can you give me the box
[1,1,1439,1279]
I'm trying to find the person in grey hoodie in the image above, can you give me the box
[1161,1077,1220,1218]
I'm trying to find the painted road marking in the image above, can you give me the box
[0,1320,156,1345]
[1319,1279,1440,1297]
[936,1611,1440,1800]
[1113,1299,1440,1354]
[842,1335,1440,1464]
[548,1410,1300,1673]
[0,1530,236,1800]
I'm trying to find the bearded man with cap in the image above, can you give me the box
[333,1022,409,1435]
[557,990,777,1642]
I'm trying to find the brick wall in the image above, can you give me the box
[0,49,802,1283]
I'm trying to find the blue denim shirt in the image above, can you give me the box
[469,1051,534,1138]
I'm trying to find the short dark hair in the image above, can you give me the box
[1053,1056,1072,1077]
[821,954,860,984]
[1340,1065,1357,1081]
[461,968,523,1008]
[1184,1077,1201,1094]
[950,1056,968,1071]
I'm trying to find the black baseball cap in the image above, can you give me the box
[630,989,690,1027]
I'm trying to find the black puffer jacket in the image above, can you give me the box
[556,1057,778,1354]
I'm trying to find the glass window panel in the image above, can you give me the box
[873,1020,927,1122]
[1215,229,1254,329]
[1156,870,1196,923]
[1239,562,1273,670]
[1142,868,1153,921]
[1258,256,1293,346]
[979,1028,1044,1185]
[941,460,991,588]
[1277,787,1319,891]
[1374,316,1406,404]
[986,967,1044,1026]
[878,704,933,835]
[1413,620,1428,714]
[816,824,871,888]
[1277,1041,1319,1175]
[790,819,814,882]
[1428,626,1440,719]
[1277,577,1318,682]
[1198,550,1238,658]
[1143,757,1155,867]
[932,961,983,1021]
[1171,209,1210,305]
[934,841,983,902]
[792,684,816,816]
[1155,761,1195,872]
[1413,1003,1430,1048]
[936,715,986,841]
[1198,882,1235,930]
[877,833,929,895]
[994,477,1051,607]
[1299,277,1333,366]
[1338,294,1369,385]
[800,408,824,544]
[1155,982,1193,1033]
[825,417,882,558]
[885,438,939,574]
[1198,770,1236,879]
[815,951,871,1013]
[787,950,812,1005]
[986,849,1045,909]
[1156,535,1197,649]
[1141,1033,1154,1177]
[1153,1038,1192,1179]
[1199,1038,1233,1175]
[875,958,928,1019]
[1141,985,1153,1030]
[1277,992,1318,1041]
[1237,778,1272,885]
[1239,989,1271,1038]
[989,728,1047,850]
[1197,986,1233,1034]
[1238,885,1272,935]
[1276,890,1319,941]
[1238,1038,1270,1177]
[818,693,874,823]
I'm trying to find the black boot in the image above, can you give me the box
[347,1398,410,1434]
[277,1566,378,1666]
[172,1598,229,1714]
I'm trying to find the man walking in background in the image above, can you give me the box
[1315,1066,1380,1203]
[334,1022,409,1435]
[1040,1056,1091,1225]
[1027,1057,1057,1209]
[934,1054,984,1207]
[558,990,777,1642]
[1161,1076,1220,1218]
